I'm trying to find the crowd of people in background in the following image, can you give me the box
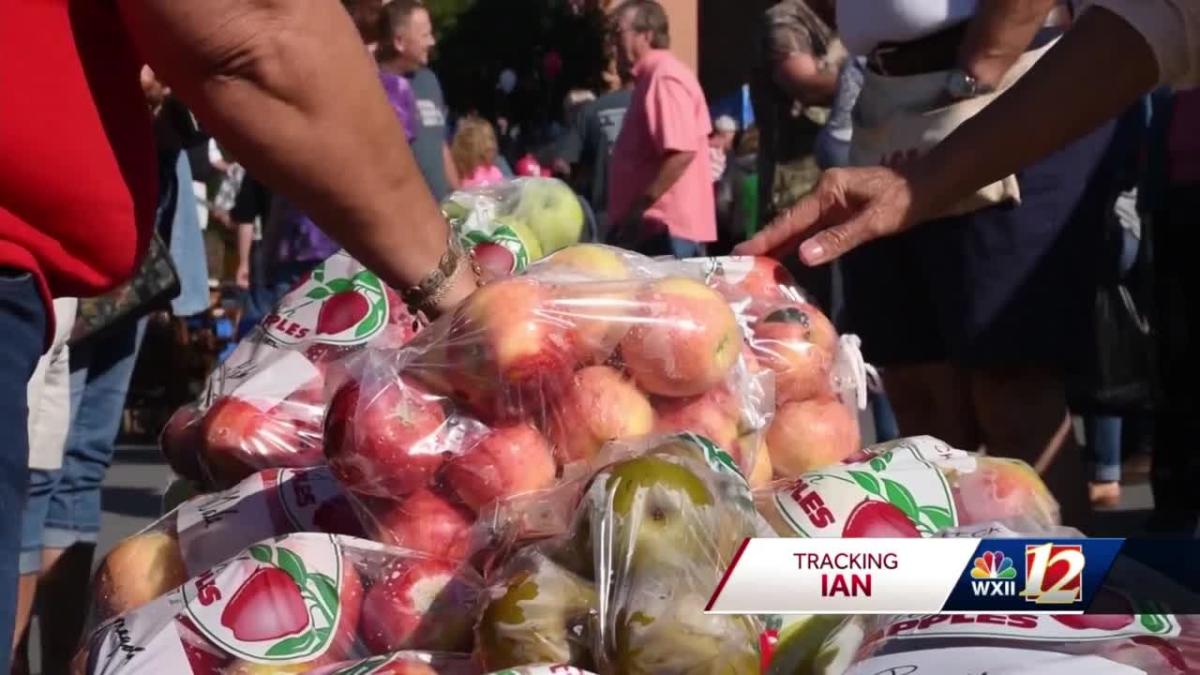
[2,0,1199,672]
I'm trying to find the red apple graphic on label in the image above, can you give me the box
[842,499,921,538]
[471,242,517,278]
[1052,614,1134,631]
[220,567,310,641]
[1051,588,1134,631]
[316,291,370,335]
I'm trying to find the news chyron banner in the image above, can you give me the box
[707,537,1200,616]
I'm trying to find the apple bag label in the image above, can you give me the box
[176,471,279,576]
[844,646,1147,675]
[183,533,345,664]
[232,351,322,414]
[868,612,1181,644]
[86,593,192,675]
[265,251,391,348]
[773,444,958,538]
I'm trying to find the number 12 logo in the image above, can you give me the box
[1022,543,1084,604]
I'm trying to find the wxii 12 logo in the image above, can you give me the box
[1021,543,1085,605]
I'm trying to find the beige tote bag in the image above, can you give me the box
[850,38,1058,218]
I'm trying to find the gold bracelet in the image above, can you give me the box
[401,236,481,317]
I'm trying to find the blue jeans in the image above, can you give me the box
[1085,415,1123,483]
[168,152,211,318]
[34,318,147,554]
[0,271,50,670]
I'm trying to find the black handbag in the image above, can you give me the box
[1068,194,1155,415]
[69,230,181,347]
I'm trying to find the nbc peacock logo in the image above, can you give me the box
[969,550,1018,597]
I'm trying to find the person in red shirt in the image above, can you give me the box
[0,1,478,667]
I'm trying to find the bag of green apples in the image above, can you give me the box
[755,436,1060,539]
[441,177,589,278]
[74,533,484,675]
[320,246,779,564]
[89,467,366,628]
[160,250,422,491]
[474,433,774,675]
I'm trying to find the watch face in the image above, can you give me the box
[946,70,975,98]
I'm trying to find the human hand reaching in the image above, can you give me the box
[734,165,931,265]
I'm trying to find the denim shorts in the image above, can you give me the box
[19,318,146,574]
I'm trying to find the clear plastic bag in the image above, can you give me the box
[442,178,587,278]
[666,256,865,483]
[322,247,778,564]
[475,434,772,675]
[757,436,1060,539]
[160,251,421,489]
[89,467,364,627]
[76,533,483,674]
[838,611,1200,674]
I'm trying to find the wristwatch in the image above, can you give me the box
[945,69,995,100]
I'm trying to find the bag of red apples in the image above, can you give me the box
[88,467,371,628]
[475,434,773,675]
[75,532,486,674]
[756,435,1061,539]
[161,251,422,490]
[668,254,869,482]
[320,246,805,564]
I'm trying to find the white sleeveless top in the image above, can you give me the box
[836,0,980,55]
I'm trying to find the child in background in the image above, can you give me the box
[452,116,505,188]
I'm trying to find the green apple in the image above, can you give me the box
[478,550,598,671]
[765,615,849,675]
[600,455,715,569]
[494,215,545,262]
[513,178,584,255]
[613,591,759,674]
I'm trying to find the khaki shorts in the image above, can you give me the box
[27,298,77,470]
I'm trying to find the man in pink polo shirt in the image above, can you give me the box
[607,0,716,258]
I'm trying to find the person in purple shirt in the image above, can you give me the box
[257,69,419,308]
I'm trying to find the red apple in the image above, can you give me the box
[443,423,558,511]
[548,365,655,464]
[842,499,922,537]
[765,398,860,478]
[202,397,323,488]
[358,558,481,653]
[652,387,740,451]
[324,378,448,497]
[161,403,207,482]
[446,278,582,400]
[714,257,797,313]
[751,303,837,404]
[201,397,269,486]
[620,278,741,397]
[362,489,474,561]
